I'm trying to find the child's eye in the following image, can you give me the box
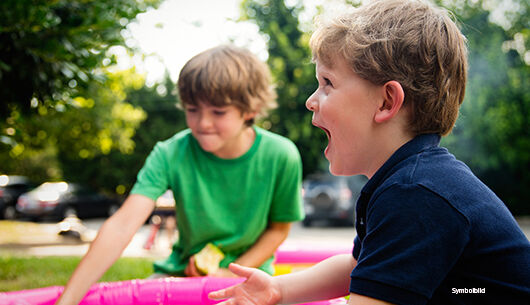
[323,77,333,87]
[213,110,226,116]
[185,107,197,113]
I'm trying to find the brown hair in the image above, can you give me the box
[310,0,468,136]
[177,45,277,125]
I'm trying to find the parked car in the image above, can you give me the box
[16,182,120,221]
[0,175,36,219]
[302,173,367,227]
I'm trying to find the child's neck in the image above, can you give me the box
[213,126,256,159]
[366,130,414,179]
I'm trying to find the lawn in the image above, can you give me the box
[0,255,155,292]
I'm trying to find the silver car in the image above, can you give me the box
[302,173,367,227]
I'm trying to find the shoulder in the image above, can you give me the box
[157,129,192,148]
[374,146,500,222]
[255,127,301,158]
[152,129,193,154]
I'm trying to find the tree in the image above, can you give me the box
[97,73,187,195]
[241,0,329,177]
[0,68,148,193]
[0,0,160,119]
[439,0,530,214]
[0,0,161,193]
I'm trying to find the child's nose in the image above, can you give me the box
[305,92,318,112]
[198,113,213,128]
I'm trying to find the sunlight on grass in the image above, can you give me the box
[0,255,155,291]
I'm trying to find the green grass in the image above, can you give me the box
[0,255,155,292]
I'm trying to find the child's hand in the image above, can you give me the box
[208,263,281,305]
[184,255,202,277]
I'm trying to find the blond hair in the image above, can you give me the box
[177,45,277,125]
[310,0,468,136]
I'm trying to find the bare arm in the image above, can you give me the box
[188,221,291,277]
[209,254,354,304]
[277,253,355,303]
[55,194,155,305]
[279,253,393,304]
[278,255,393,305]
[236,221,291,268]
[210,254,394,304]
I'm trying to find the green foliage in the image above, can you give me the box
[0,0,160,119]
[61,74,187,195]
[0,255,154,291]
[55,69,149,193]
[439,0,530,214]
[0,67,182,195]
[241,0,327,177]
[0,0,163,194]
[0,69,148,194]
[125,75,186,161]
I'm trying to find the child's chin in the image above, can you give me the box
[199,143,220,153]
[328,164,341,176]
[328,163,350,176]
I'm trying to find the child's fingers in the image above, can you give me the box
[228,263,255,278]
[185,256,201,277]
[208,285,236,300]
[209,264,254,301]
[211,300,235,305]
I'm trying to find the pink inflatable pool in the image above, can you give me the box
[0,243,352,304]
[275,243,353,264]
[0,277,347,305]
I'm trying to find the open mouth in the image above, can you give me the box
[312,121,331,140]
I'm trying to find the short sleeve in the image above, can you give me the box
[349,184,470,305]
[130,142,170,201]
[353,235,361,259]
[268,141,304,222]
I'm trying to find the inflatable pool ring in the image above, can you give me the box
[274,243,353,275]
[0,243,352,304]
[0,277,346,305]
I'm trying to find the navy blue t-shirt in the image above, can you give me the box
[350,134,530,305]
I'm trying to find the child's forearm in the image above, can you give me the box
[55,195,154,305]
[276,254,356,304]
[55,222,128,304]
[208,255,355,305]
[235,222,291,268]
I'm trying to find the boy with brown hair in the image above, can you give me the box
[209,1,530,304]
[55,45,304,304]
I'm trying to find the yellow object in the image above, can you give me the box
[195,243,225,275]
[273,263,314,275]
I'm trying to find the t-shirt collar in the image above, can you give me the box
[361,133,441,195]
[192,126,262,163]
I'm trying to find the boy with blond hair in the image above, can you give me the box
[56,45,304,304]
[209,1,530,304]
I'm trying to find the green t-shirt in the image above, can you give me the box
[130,126,304,275]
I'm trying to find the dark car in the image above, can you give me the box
[302,173,367,227]
[16,182,120,221]
[0,175,36,219]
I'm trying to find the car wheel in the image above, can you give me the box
[3,206,16,220]
[107,204,119,217]
[63,206,78,218]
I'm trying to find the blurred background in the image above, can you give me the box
[1,0,529,219]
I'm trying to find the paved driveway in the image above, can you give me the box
[1,217,529,258]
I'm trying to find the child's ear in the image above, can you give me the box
[374,81,405,123]
[243,111,257,121]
